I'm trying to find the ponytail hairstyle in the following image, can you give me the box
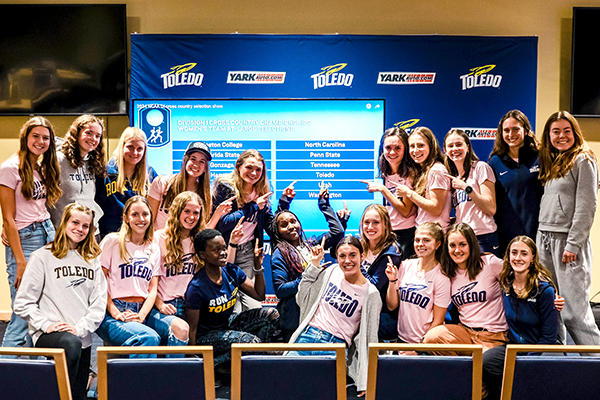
[112,127,151,197]
[117,196,154,262]
[415,222,444,263]
[271,210,308,280]
[359,204,398,256]
[17,116,62,206]
[216,149,270,206]
[441,223,483,280]
[410,127,445,196]
[499,235,555,298]
[162,152,212,225]
[62,114,106,176]
[336,235,365,256]
[444,129,479,180]
[163,191,205,273]
[51,203,100,262]
[539,111,597,184]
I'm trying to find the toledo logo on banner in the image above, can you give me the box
[160,63,204,89]
[141,107,170,147]
[460,65,502,90]
[394,119,420,132]
[311,63,354,89]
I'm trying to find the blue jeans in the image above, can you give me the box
[146,298,189,355]
[3,219,55,349]
[287,325,346,356]
[95,299,161,358]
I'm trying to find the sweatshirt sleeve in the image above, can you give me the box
[536,285,558,346]
[295,263,328,318]
[566,156,598,254]
[13,251,53,334]
[74,258,108,340]
[271,249,302,300]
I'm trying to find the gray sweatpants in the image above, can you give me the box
[537,230,600,345]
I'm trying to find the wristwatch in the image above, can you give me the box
[465,186,473,194]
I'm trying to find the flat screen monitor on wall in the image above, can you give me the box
[131,98,385,236]
[0,4,127,115]
[571,7,600,117]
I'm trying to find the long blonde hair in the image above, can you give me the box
[359,204,397,256]
[216,149,270,206]
[62,114,106,177]
[112,127,151,196]
[539,111,597,184]
[50,203,100,262]
[117,196,154,262]
[17,117,62,206]
[163,191,204,273]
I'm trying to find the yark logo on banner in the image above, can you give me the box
[454,127,497,140]
[227,71,286,84]
[394,119,420,132]
[377,72,436,84]
[459,65,502,90]
[140,107,170,148]
[310,63,354,89]
[160,63,204,89]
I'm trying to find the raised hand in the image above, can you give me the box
[337,200,352,221]
[360,180,385,193]
[256,191,273,210]
[254,238,264,266]
[385,256,398,282]
[318,181,330,199]
[230,216,245,245]
[283,181,297,198]
[214,195,236,217]
[310,237,326,267]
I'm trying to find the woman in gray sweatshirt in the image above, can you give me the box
[14,203,107,400]
[537,110,600,346]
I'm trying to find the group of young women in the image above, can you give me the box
[1,108,599,398]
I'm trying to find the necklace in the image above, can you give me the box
[512,283,526,296]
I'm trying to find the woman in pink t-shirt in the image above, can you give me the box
[362,127,416,259]
[444,129,499,256]
[95,196,187,355]
[146,191,204,346]
[0,116,62,349]
[385,222,451,346]
[393,127,452,230]
[148,141,225,230]
[423,223,508,354]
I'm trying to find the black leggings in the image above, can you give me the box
[36,331,91,400]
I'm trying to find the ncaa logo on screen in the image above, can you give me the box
[454,127,497,140]
[140,107,170,148]
[460,65,502,90]
[311,63,354,89]
[160,63,204,89]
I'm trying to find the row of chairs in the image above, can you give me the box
[1,344,600,400]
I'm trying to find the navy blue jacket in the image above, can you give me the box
[95,158,158,238]
[270,195,344,331]
[364,243,402,313]
[489,146,543,253]
[503,281,558,346]
[212,181,291,246]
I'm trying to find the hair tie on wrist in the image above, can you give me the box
[389,279,398,283]
[229,242,238,248]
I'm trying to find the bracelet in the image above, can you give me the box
[253,266,264,275]
[229,242,238,248]
[389,279,398,283]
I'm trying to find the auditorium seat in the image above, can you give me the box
[0,347,71,400]
[230,343,347,400]
[96,346,215,400]
[501,344,600,400]
[366,343,483,400]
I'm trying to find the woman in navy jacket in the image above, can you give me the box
[270,184,344,342]
[482,235,558,400]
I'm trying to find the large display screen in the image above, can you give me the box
[132,99,385,236]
